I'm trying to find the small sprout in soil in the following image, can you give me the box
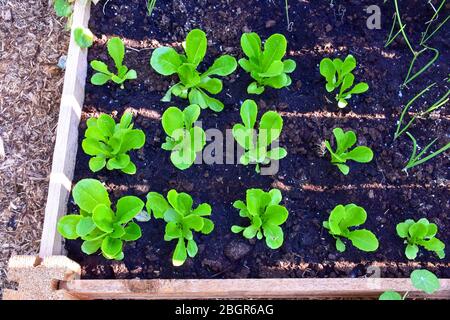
[379,269,440,300]
[396,218,445,260]
[82,112,146,175]
[161,104,206,170]
[323,204,379,253]
[232,99,287,174]
[146,190,214,266]
[74,27,94,49]
[231,188,289,250]
[319,54,369,108]
[150,29,237,112]
[57,179,145,260]
[54,0,73,17]
[90,37,137,89]
[403,131,450,170]
[324,128,373,175]
[146,0,157,16]
[239,32,296,94]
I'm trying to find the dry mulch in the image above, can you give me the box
[0,0,67,298]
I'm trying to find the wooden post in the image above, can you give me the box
[3,256,81,300]
[39,0,91,257]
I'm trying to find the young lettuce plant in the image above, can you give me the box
[396,218,445,260]
[146,190,214,266]
[324,128,373,175]
[161,104,206,170]
[82,112,146,175]
[231,189,288,249]
[90,37,137,89]
[319,55,369,108]
[239,33,296,94]
[57,179,144,260]
[323,204,379,253]
[232,99,287,173]
[150,29,237,112]
[379,269,441,300]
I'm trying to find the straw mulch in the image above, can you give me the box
[0,0,68,298]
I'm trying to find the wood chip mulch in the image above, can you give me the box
[0,0,68,298]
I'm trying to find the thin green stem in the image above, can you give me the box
[420,0,449,45]
[404,132,450,170]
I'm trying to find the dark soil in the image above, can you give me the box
[66,0,450,279]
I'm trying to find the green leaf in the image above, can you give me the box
[81,239,102,255]
[183,215,204,232]
[422,238,445,253]
[122,222,142,241]
[328,205,345,235]
[121,161,137,175]
[203,55,237,76]
[97,114,116,137]
[240,99,258,129]
[283,59,296,73]
[201,218,214,234]
[122,130,146,151]
[146,192,170,219]
[76,216,96,237]
[409,222,428,240]
[247,82,265,94]
[336,238,346,252]
[74,27,94,49]
[164,208,183,223]
[340,205,366,229]
[267,147,287,160]
[405,244,419,259]
[107,37,125,70]
[333,128,356,153]
[107,154,130,170]
[72,179,111,213]
[341,55,357,76]
[263,224,284,249]
[410,269,440,294]
[89,156,106,172]
[101,236,123,259]
[187,239,198,258]
[198,77,222,94]
[231,225,245,233]
[150,47,183,75]
[320,58,335,83]
[192,203,212,216]
[340,73,355,95]
[92,204,115,233]
[57,215,82,240]
[54,0,72,17]
[258,60,284,77]
[116,196,145,224]
[185,29,207,66]
[347,229,379,252]
[243,225,258,239]
[162,107,185,137]
[264,205,288,226]
[165,221,182,240]
[269,189,282,205]
[336,163,350,175]
[261,34,287,70]
[232,124,254,150]
[110,223,125,238]
[241,32,262,59]
[173,238,188,266]
[119,112,133,129]
[349,82,369,94]
[396,220,414,238]
[345,146,373,163]
[177,64,201,88]
[91,73,111,85]
[379,291,403,300]
[258,111,283,146]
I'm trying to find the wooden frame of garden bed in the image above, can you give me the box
[5,0,449,300]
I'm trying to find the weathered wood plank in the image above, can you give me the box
[60,278,450,300]
[39,0,91,257]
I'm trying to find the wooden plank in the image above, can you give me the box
[60,278,450,300]
[39,0,91,257]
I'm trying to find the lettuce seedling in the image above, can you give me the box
[379,269,441,300]
[324,128,373,175]
[323,204,379,252]
[320,55,369,108]
[232,99,287,173]
[231,188,289,249]
[161,104,206,170]
[150,29,237,112]
[82,112,146,175]
[396,218,445,260]
[146,190,214,266]
[74,27,94,48]
[90,37,137,89]
[239,33,296,94]
[57,179,144,260]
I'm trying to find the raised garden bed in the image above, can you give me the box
[10,0,449,300]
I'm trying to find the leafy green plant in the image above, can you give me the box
[232,99,287,173]
[150,29,237,112]
[403,132,450,170]
[82,112,146,175]
[74,27,94,48]
[323,204,379,252]
[319,55,369,108]
[53,0,99,27]
[324,128,373,175]
[231,188,288,249]
[145,190,214,266]
[238,33,296,94]
[396,218,445,260]
[379,269,440,300]
[161,104,206,170]
[90,37,137,89]
[147,0,157,16]
[57,179,144,260]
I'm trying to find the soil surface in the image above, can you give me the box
[67,0,450,279]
